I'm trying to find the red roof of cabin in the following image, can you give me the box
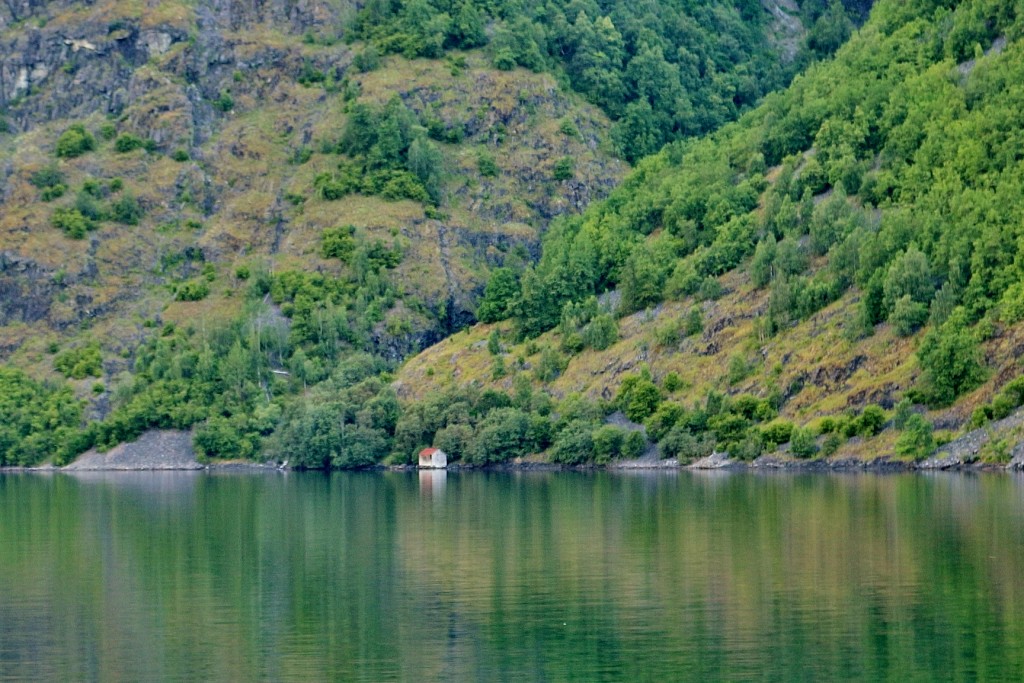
[419,448,438,457]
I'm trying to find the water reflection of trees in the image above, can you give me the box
[0,472,1022,680]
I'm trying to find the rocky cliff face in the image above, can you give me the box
[0,251,54,326]
[0,0,626,388]
[0,0,358,144]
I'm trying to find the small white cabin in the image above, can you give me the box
[418,447,448,469]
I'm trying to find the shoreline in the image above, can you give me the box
[2,457,1020,474]
[3,428,1020,474]
[0,461,284,474]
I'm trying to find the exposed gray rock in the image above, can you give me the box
[919,452,969,470]
[752,455,794,468]
[66,430,200,470]
[1011,443,1024,470]
[751,454,912,471]
[0,0,358,132]
[958,35,1007,78]
[611,457,678,470]
[689,452,735,469]
[928,406,1024,469]
[604,411,645,432]
[0,251,56,325]
[0,0,622,386]
[138,30,173,59]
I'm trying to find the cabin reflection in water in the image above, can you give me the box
[419,469,447,498]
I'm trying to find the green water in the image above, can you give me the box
[1,471,1023,681]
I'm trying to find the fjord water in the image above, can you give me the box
[1,472,1023,681]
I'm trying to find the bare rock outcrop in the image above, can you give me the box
[66,430,200,470]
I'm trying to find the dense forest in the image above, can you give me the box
[355,0,870,161]
[4,0,1024,469]
[0,0,836,466]
[464,0,1024,463]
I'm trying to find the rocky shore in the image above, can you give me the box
[64,430,202,471]
[2,428,1022,473]
[1,430,277,473]
[394,454,1020,473]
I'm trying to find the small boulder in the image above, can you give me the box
[1011,443,1024,470]
[689,451,734,470]
[918,452,965,470]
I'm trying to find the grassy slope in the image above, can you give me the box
[5,0,849,466]
[396,12,1024,462]
[399,271,1024,456]
[402,297,1024,467]
[0,38,625,396]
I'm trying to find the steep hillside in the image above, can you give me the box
[0,51,624,351]
[0,1,631,365]
[0,0,847,360]
[0,0,862,465]
[398,0,1024,467]
[352,0,873,161]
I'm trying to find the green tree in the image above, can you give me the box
[407,136,444,203]
[490,17,546,72]
[477,151,499,177]
[618,375,662,423]
[895,414,934,460]
[775,237,808,277]
[52,208,95,239]
[761,420,795,449]
[477,268,519,323]
[353,46,382,72]
[592,425,626,463]
[114,133,146,153]
[625,43,684,120]
[536,346,566,382]
[916,308,985,407]
[339,102,379,156]
[619,245,665,315]
[854,405,887,436]
[56,124,96,158]
[321,225,357,261]
[890,295,929,337]
[882,246,934,316]
[581,314,617,350]
[434,423,473,460]
[659,427,714,462]
[0,367,84,466]
[194,416,249,460]
[751,236,777,288]
[549,420,596,464]
[663,372,683,393]
[466,407,533,464]
[790,427,819,458]
[54,344,103,379]
[622,430,646,459]
[644,401,686,442]
[112,194,144,225]
[336,425,390,468]
[30,166,64,189]
[487,328,502,356]
[448,1,487,49]
[805,0,854,58]
[553,156,575,181]
[685,307,704,336]
[612,99,664,164]
[367,109,409,170]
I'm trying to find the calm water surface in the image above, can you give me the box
[1,471,1023,681]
